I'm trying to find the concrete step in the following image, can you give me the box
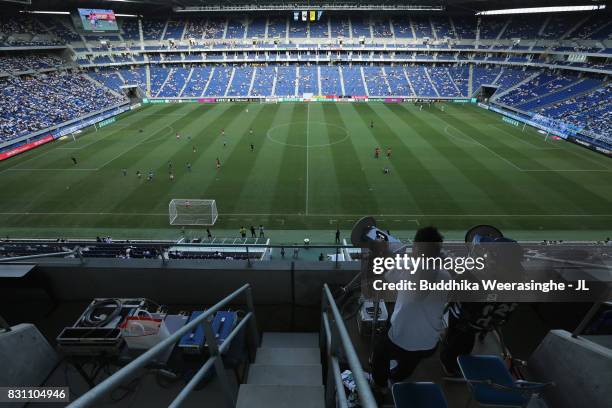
[255,347,321,365]
[262,332,319,348]
[247,364,322,386]
[236,384,325,408]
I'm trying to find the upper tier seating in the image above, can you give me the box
[0,54,64,73]
[1,13,612,47]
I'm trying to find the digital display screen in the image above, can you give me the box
[77,9,118,32]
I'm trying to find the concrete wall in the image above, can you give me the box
[528,329,612,408]
[9,259,360,331]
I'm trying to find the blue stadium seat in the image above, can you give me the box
[457,355,554,407]
[392,382,448,408]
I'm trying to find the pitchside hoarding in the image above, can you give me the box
[0,135,54,161]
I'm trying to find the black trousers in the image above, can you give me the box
[439,314,477,375]
[372,332,437,387]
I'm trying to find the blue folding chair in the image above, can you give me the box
[392,382,448,408]
[457,355,554,407]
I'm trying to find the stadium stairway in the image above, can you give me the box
[83,73,125,99]
[490,71,540,101]
[236,332,325,408]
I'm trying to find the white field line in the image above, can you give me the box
[445,125,611,172]
[3,126,177,173]
[55,124,132,151]
[96,125,175,169]
[492,124,560,150]
[444,125,523,170]
[306,103,310,215]
[0,145,60,174]
[0,107,191,174]
[5,168,98,171]
[521,169,612,172]
[1,212,612,218]
[1,123,134,174]
[499,125,612,170]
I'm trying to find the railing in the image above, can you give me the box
[572,301,611,338]
[0,241,357,267]
[321,284,377,408]
[67,283,259,408]
[0,251,77,262]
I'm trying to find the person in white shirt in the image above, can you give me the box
[371,226,449,390]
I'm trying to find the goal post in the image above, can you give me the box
[169,199,218,226]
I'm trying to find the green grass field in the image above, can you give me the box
[1,102,611,240]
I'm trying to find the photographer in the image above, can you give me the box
[370,227,449,396]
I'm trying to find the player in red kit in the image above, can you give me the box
[374,147,380,159]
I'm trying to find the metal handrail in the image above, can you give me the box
[321,284,377,408]
[68,283,259,408]
[0,251,76,262]
[572,301,612,338]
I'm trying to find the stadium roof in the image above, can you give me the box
[2,0,608,14]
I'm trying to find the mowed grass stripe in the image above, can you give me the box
[419,106,566,210]
[467,111,599,171]
[279,103,341,216]
[0,104,161,172]
[107,104,246,220]
[311,103,355,214]
[351,103,461,214]
[410,103,547,218]
[335,104,421,215]
[41,105,204,220]
[395,103,550,222]
[233,104,304,218]
[204,103,282,214]
[442,105,612,213]
[153,103,255,215]
[1,102,611,234]
[321,103,381,215]
[130,103,236,177]
[269,104,307,221]
[3,105,189,218]
[482,107,612,170]
[82,104,232,218]
[101,103,240,223]
[29,104,187,171]
[106,104,226,175]
[380,103,506,214]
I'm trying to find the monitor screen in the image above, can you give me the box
[77,9,118,32]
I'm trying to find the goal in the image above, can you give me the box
[168,199,218,226]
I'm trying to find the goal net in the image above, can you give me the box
[169,199,218,226]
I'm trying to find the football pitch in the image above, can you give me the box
[1,102,611,240]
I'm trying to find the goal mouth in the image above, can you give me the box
[169,199,218,226]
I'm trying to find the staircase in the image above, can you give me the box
[236,332,324,408]
[490,70,539,101]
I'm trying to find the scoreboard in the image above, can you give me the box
[76,9,118,32]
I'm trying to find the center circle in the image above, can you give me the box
[266,121,350,148]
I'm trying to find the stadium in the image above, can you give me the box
[0,0,610,407]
